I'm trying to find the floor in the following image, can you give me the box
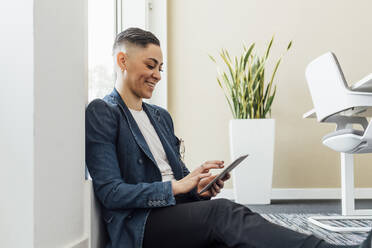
[246,199,372,214]
[246,200,372,245]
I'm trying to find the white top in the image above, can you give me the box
[129,108,175,182]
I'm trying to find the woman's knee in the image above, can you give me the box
[210,198,235,212]
[211,198,233,207]
[210,198,253,213]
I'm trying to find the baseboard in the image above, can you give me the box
[271,188,372,200]
[215,188,372,200]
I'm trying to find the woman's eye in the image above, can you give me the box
[146,64,154,69]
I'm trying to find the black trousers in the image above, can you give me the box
[143,198,323,248]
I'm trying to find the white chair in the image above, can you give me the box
[304,52,372,232]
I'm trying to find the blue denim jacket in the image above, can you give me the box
[86,88,202,248]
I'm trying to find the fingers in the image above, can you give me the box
[216,179,224,189]
[212,183,220,194]
[210,186,217,197]
[221,172,231,181]
[200,162,224,172]
[205,160,224,165]
[198,172,211,180]
[194,160,224,175]
[206,181,223,198]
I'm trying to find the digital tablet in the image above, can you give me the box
[198,154,249,194]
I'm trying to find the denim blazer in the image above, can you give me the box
[85,88,201,248]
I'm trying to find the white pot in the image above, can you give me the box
[229,119,275,204]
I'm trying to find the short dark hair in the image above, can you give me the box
[112,27,160,54]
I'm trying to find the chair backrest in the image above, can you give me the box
[305,52,350,122]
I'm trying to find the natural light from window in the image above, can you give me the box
[88,0,115,102]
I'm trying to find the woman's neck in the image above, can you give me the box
[115,79,143,111]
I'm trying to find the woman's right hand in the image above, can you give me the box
[171,160,224,195]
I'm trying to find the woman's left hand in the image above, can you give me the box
[197,173,231,198]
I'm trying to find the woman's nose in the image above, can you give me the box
[153,70,161,81]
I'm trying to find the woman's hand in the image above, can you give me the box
[171,160,224,195]
[197,172,231,198]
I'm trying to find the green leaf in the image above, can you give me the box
[208,54,216,63]
[243,43,255,69]
[287,40,293,51]
[265,57,282,106]
[224,91,235,118]
[220,51,235,88]
[264,87,276,117]
[265,35,274,59]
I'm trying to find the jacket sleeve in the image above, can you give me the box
[86,99,176,210]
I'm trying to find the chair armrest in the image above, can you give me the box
[347,90,372,96]
[326,115,368,130]
[362,119,372,139]
[303,109,316,119]
[351,73,372,92]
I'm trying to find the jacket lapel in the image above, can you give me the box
[109,89,157,166]
[143,103,183,180]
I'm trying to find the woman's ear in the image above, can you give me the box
[117,51,126,72]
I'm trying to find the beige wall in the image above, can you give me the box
[167,0,372,188]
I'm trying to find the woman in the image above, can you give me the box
[85,27,371,248]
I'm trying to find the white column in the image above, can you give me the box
[0,1,34,247]
[33,0,88,247]
[0,0,89,247]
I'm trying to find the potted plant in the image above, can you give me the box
[210,37,292,204]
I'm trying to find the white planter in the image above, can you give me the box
[229,119,275,204]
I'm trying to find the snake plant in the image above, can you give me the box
[209,37,292,119]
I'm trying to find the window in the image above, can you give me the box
[88,0,116,101]
[88,0,167,108]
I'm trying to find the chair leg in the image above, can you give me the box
[307,153,372,232]
[308,215,372,232]
[341,152,355,216]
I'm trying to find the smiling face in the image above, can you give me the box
[119,44,163,100]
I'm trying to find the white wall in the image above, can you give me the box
[0,1,34,247]
[168,0,372,189]
[0,0,88,247]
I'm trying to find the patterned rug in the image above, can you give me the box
[261,213,371,245]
